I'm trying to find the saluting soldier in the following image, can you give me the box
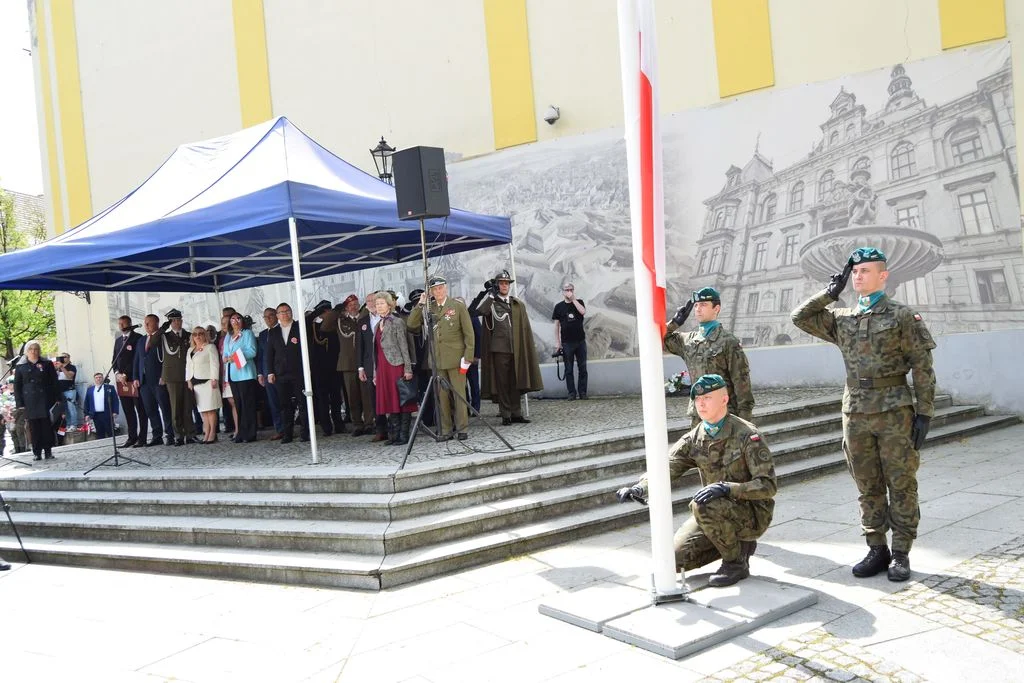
[792,247,936,582]
[616,374,776,587]
[407,275,476,440]
[160,309,197,446]
[664,287,754,426]
[332,294,371,436]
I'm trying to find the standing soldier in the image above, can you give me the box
[616,374,776,587]
[791,247,935,582]
[334,295,371,436]
[469,270,543,425]
[407,275,476,441]
[306,300,344,436]
[664,287,754,425]
[161,309,197,446]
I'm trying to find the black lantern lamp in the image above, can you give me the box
[370,136,396,185]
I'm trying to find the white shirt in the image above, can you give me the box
[370,313,381,331]
[280,321,293,343]
[92,385,106,412]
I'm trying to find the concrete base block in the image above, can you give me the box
[538,582,652,632]
[688,577,819,621]
[603,601,748,659]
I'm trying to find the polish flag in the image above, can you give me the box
[232,349,247,370]
[617,0,677,596]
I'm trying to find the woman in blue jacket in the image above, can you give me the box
[223,313,259,442]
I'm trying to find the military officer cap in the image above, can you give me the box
[166,308,183,319]
[312,299,332,315]
[848,247,886,265]
[690,373,727,399]
[408,288,425,302]
[494,269,514,283]
[691,287,721,305]
[428,275,447,288]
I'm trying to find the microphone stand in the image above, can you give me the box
[0,490,29,563]
[0,356,33,468]
[84,336,150,475]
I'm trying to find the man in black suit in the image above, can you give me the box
[134,314,174,446]
[266,302,309,444]
[355,295,388,442]
[113,315,147,447]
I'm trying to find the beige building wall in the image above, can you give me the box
[26,0,1018,379]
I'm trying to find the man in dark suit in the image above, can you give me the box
[85,373,120,439]
[355,295,388,442]
[257,307,284,440]
[113,315,147,447]
[134,314,174,446]
[306,300,344,437]
[266,302,309,443]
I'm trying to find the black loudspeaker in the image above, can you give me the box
[393,146,451,220]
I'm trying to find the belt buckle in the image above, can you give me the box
[858,378,872,389]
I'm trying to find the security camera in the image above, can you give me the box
[543,105,560,125]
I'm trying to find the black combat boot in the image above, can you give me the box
[852,545,891,578]
[708,559,749,587]
[888,551,911,582]
[740,540,757,567]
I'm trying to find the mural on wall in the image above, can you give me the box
[112,42,1023,359]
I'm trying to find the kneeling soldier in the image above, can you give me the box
[616,374,776,587]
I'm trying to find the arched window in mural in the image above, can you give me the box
[817,170,835,202]
[950,127,984,165]
[829,131,840,147]
[890,141,917,179]
[789,182,804,212]
[761,194,777,222]
[845,123,856,139]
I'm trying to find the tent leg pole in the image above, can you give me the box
[508,243,528,418]
[289,217,320,465]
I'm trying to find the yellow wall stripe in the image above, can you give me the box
[938,0,1006,50]
[711,0,775,98]
[483,0,537,149]
[232,0,273,127]
[34,0,65,235]
[50,0,92,229]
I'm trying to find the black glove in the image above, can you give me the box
[910,414,931,450]
[693,482,730,505]
[826,262,854,301]
[672,300,694,326]
[159,319,171,332]
[616,484,645,504]
[484,278,497,293]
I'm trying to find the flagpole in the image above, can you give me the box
[508,243,528,417]
[616,0,682,601]
[288,216,320,464]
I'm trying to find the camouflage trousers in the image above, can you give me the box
[673,497,771,571]
[842,406,920,554]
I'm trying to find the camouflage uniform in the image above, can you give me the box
[664,322,754,424]
[792,291,936,553]
[637,414,776,570]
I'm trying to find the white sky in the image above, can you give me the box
[0,0,42,195]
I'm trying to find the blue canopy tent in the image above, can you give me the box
[0,117,512,462]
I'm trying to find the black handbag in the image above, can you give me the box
[397,377,417,407]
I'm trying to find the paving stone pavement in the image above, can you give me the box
[2,388,838,472]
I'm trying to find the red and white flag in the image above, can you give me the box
[232,348,247,370]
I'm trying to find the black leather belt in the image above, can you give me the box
[847,375,907,389]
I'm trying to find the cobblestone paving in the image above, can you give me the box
[1,388,839,473]
[701,628,924,682]
[882,535,1024,655]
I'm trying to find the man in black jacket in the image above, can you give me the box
[113,315,147,447]
[266,303,309,443]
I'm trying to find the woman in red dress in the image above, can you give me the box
[372,292,416,445]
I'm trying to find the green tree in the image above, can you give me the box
[0,189,55,359]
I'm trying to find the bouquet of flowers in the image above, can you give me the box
[664,370,691,396]
[0,388,16,426]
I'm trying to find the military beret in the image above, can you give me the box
[343,294,359,307]
[692,287,721,305]
[690,373,727,399]
[166,309,183,319]
[494,269,514,283]
[428,275,447,287]
[848,247,886,265]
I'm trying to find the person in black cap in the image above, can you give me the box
[407,275,476,440]
[161,309,198,446]
[306,299,344,436]
[792,246,936,583]
[469,269,543,425]
[616,374,776,587]
[332,295,370,436]
[664,286,754,426]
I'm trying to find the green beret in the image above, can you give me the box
[690,373,727,399]
[692,287,721,305]
[848,247,886,265]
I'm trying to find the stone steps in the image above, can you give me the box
[0,395,1016,589]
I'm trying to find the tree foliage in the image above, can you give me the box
[0,189,55,359]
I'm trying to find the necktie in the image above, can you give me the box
[146,335,151,352]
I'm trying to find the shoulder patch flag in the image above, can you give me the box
[750,434,761,442]
[914,313,922,321]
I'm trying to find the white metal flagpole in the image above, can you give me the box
[507,243,528,417]
[616,0,680,600]
[288,216,320,464]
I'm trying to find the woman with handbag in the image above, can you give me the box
[223,313,259,443]
[372,292,417,445]
[186,327,222,444]
[13,340,60,460]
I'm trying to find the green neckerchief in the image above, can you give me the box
[698,320,721,338]
[702,416,727,439]
[857,291,885,314]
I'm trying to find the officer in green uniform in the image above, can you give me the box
[407,275,475,441]
[664,287,754,425]
[160,309,197,446]
[616,374,776,587]
[791,247,936,582]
